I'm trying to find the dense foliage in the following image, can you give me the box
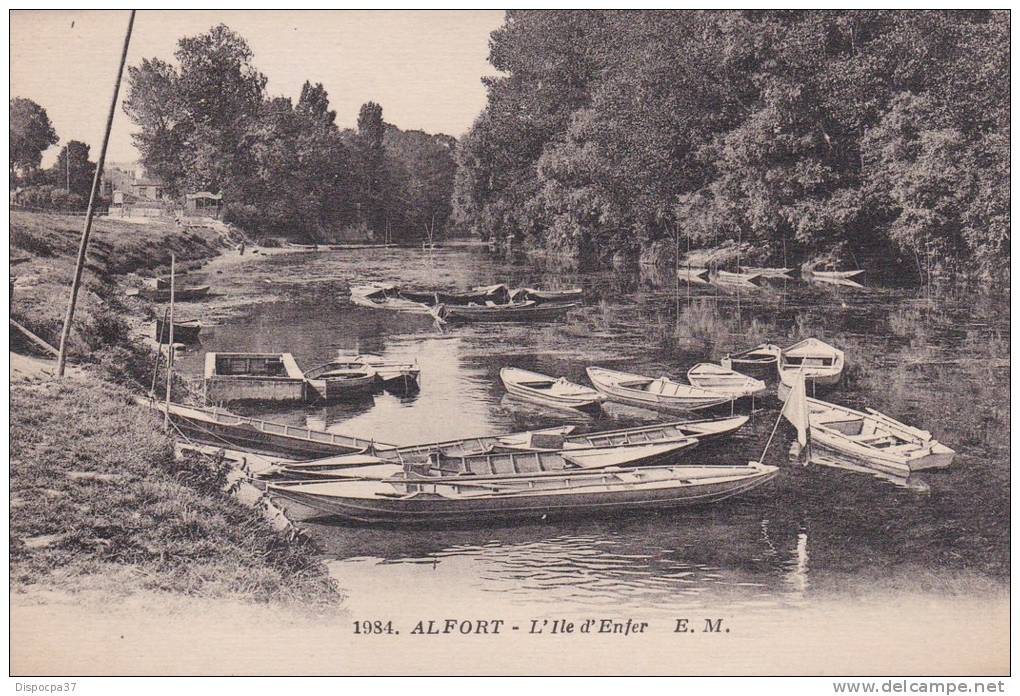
[9,97,58,181]
[454,11,1009,280]
[123,24,457,242]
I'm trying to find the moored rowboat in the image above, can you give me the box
[720,343,781,377]
[740,266,796,278]
[686,363,767,399]
[677,267,710,285]
[586,366,733,413]
[510,287,583,303]
[803,398,955,476]
[138,285,210,302]
[811,269,864,281]
[155,318,201,344]
[138,397,382,459]
[266,462,779,524]
[499,367,605,412]
[712,270,762,287]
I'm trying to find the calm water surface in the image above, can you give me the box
[175,244,1009,618]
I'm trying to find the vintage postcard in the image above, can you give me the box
[8,9,1009,680]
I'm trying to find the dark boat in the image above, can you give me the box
[720,343,781,377]
[399,284,510,306]
[510,287,583,303]
[155,318,201,344]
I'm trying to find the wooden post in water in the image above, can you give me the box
[56,10,136,377]
[164,254,175,432]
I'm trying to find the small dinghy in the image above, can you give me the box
[677,267,710,285]
[500,367,605,412]
[586,367,733,413]
[435,300,579,322]
[686,363,767,399]
[712,270,762,287]
[266,462,779,524]
[720,343,781,377]
[801,398,955,476]
[336,353,420,389]
[777,338,845,392]
[304,360,378,401]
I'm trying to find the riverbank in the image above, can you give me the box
[10,212,342,619]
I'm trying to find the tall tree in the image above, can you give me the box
[355,101,386,232]
[10,97,58,182]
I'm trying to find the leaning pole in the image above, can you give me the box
[56,10,136,377]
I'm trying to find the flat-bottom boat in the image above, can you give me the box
[720,343,781,377]
[266,462,779,524]
[686,363,767,399]
[155,318,201,344]
[804,398,955,476]
[778,337,845,391]
[586,366,733,413]
[500,367,605,412]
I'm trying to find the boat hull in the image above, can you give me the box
[268,464,778,524]
[586,367,732,413]
[440,301,579,322]
[138,286,211,302]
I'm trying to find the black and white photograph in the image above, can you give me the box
[8,9,1010,680]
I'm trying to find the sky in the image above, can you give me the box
[10,9,505,167]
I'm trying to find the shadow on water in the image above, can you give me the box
[175,245,1009,615]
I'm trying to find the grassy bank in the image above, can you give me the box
[9,211,340,606]
[10,211,225,358]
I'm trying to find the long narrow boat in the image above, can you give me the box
[803,398,955,476]
[510,287,584,303]
[500,367,605,412]
[137,285,211,302]
[436,300,579,322]
[273,416,747,479]
[155,318,201,344]
[720,343,781,377]
[400,284,509,306]
[686,363,767,399]
[138,398,383,459]
[811,269,864,281]
[266,462,779,524]
[677,267,710,285]
[739,266,796,278]
[712,270,762,287]
[777,338,845,391]
[286,242,319,250]
[586,367,733,413]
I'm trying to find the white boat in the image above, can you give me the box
[349,284,433,313]
[336,353,420,388]
[777,338,845,391]
[500,367,605,412]
[686,363,767,399]
[720,343,781,377]
[586,367,733,413]
[804,398,955,476]
[740,266,796,278]
[712,270,762,287]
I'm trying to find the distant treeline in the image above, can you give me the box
[124,24,456,243]
[453,11,1009,280]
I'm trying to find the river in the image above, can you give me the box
[174,243,1009,626]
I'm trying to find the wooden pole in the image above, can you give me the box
[56,10,136,376]
[164,254,175,431]
[150,307,169,394]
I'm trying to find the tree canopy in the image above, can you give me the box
[123,24,457,242]
[454,10,1009,280]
